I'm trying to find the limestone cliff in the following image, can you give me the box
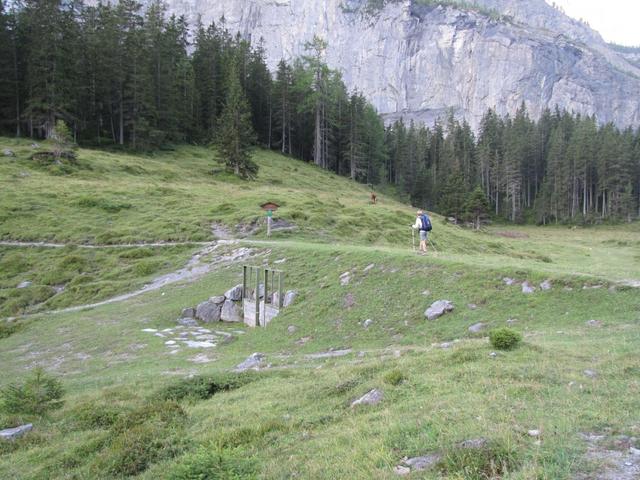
[141,0,640,129]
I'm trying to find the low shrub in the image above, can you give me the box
[1,367,64,415]
[449,348,482,364]
[0,321,23,339]
[489,328,522,351]
[68,402,126,430]
[438,439,520,479]
[167,445,257,480]
[383,369,407,386]
[133,259,163,276]
[154,372,257,402]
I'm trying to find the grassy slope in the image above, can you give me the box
[0,138,639,479]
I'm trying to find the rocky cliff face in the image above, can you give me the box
[154,0,640,129]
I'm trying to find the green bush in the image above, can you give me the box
[1,367,64,415]
[69,402,126,430]
[167,445,256,480]
[383,369,406,386]
[154,373,257,402]
[0,321,23,339]
[133,259,163,276]
[489,328,522,351]
[438,439,520,479]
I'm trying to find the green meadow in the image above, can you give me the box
[0,138,639,479]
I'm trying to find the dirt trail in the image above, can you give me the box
[4,241,257,320]
[0,241,212,248]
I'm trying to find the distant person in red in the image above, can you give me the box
[370,192,377,205]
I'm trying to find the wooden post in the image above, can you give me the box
[255,267,260,327]
[242,265,247,300]
[267,216,272,237]
[263,268,269,327]
[278,271,284,308]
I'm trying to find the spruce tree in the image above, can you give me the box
[215,59,258,179]
[465,186,489,230]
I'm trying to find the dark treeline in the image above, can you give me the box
[387,106,640,224]
[1,1,639,223]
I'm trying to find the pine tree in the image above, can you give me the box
[215,58,258,179]
[465,186,490,230]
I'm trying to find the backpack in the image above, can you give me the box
[420,214,432,232]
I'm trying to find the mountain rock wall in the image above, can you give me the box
[144,0,640,129]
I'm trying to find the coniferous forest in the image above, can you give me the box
[1,0,639,224]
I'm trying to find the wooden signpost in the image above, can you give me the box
[260,202,279,237]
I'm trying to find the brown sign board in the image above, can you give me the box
[260,202,280,211]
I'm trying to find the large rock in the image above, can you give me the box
[403,453,442,471]
[234,352,264,372]
[195,300,222,323]
[522,281,536,294]
[351,388,383,407]
[181,307,195,319]
[283,290,298,307]
[0,424,33,441]
[210,295,226,304]
[220,299,242,322]
[224,284,243,301]
[424,300,454,321]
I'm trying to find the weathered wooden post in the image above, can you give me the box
[255,266,260,327]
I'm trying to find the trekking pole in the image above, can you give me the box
[411,227,416,252]
[428,236,438,255]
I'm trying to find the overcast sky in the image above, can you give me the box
[546,0,640,46]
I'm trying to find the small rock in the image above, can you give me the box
[630,447,640,455]
[31,143,40,148]
[528,429,541,437]
[181,307,195,319]
[3,149,15,157]
[586,320,603,327]
[363,263,375,272]
[165,341,177,346]
[343,293,356,309]
[287,325,297,334]
[468,322,487,333]
[467,303,477,310]
[393,465,411,475]
[439,342,453,349]
[224,284,244,301]
[459,437,488,449]
[183,340,216,348]
[234,352,264,372]
[283,290,298,307]
[16,281,32,289]
[0,424,33,441]
[522,281,536,294]
[506,318,518,325]
[424,300,454,321]
[210,295,226,304]
[363,319,373,328]
[489,351,497,358]
[583,284,603,290]
[584,369,598,378]
[177,317,198,327]
[422,290,431,296]
[503,277,516,285]
[403,453,442,471]
[141,328,158,332]
[273,258,287,264]
[563,286,574,291]
[351,388,383,407]
[340,271,351,286]
[540,280,552,291]
[624,462,633,467]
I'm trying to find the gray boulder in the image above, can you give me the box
[195,300,221,323]
[503,277,516,285]
[3,149,15,157]
[340,271,351,286]
[210,295,226,304]
[287,325,297,334]
[224,284,243,301]
[586,319,603,327]
[468,322,487,333]
[0,424,32,441]
[283,290,298,307]
[459,437,488,449]
[540,280,552,291]
[234,352,264,372]
[363,319,373,328]
[351,388,383,407]
[181,307,195,319]
[16,281,32,289]
[522,281,536,294]
[220,300,242,322]
[424,300,454,321]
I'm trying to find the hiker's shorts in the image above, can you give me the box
[419,230,428,241]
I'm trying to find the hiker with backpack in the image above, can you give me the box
[412,210,432,254]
